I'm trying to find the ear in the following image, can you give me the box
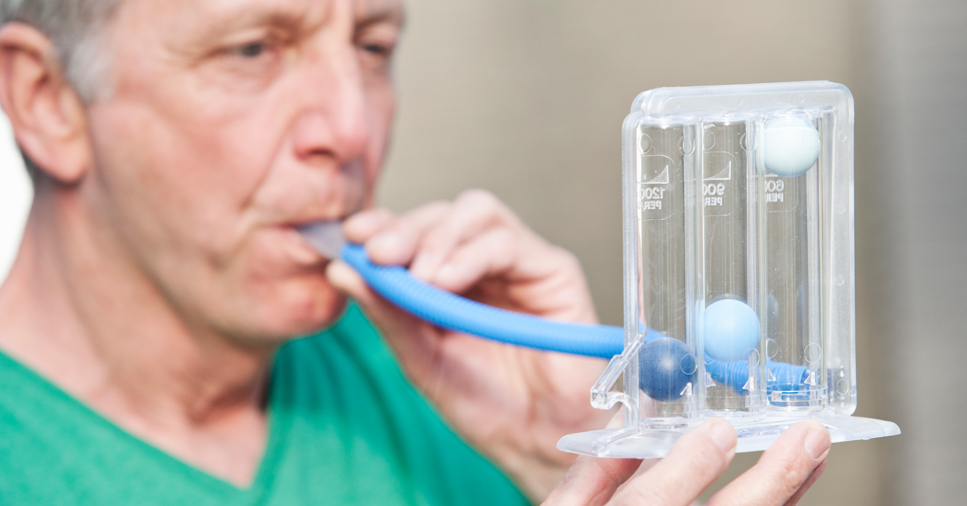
[0,23,93,184]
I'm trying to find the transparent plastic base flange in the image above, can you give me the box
[559,413,901,459]
[558,82,899,459]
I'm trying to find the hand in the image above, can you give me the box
[326,190,614,501]
[544,419,830,506]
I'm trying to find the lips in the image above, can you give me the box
[270,224,335,265]
[295,220,345,259]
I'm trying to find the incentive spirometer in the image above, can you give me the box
[299,81,900,459]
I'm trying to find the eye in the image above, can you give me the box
[233,41,268,58]
[361,43,391,57]
[356,38,397,73]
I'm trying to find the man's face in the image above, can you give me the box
[82,0,403,342]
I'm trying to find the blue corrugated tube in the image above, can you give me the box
[340,243,623,358]
[340,242,808,392]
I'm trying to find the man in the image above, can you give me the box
[0,0,831,504]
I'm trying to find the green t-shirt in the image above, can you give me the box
[0,303,529,505]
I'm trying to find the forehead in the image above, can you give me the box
[114,0,404,36]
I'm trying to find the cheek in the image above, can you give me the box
[82,47,391,337]
[95,30,275,251]
[88,96,283,255]
[363,84,396,200]
[88,103,349,337]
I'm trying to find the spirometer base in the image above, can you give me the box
[557,413,900,459]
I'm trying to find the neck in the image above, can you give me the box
[0,185,273,485]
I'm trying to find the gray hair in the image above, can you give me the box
[1,0,121,102]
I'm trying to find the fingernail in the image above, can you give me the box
[369,231,402,255]
[804,426,831,460]
[709,419,736,453]
[435,263,458,286]
[409,252,441,280]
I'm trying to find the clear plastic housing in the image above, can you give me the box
[637,120,696,424]
[559,81,899,458]
[700,116,766,419]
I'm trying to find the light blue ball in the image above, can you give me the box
[763,117,820,177]
[704,299,761,363]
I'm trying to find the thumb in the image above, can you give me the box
[326,259,417,335]
[326,258,385,313]
[326,259,441,382]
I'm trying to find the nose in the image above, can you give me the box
[291,40,372,166]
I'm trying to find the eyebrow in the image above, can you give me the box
[169,0,405,62]
[355,0,406,29]
[172,4,308,54]
[189,0,405,42]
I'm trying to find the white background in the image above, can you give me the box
[0,110,31,285]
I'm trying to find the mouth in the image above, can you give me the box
[294,220,346,259]
[269,219,343,266]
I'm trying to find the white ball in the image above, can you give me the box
[762,117,820,177]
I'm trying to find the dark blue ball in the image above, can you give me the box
[638,337,697,402]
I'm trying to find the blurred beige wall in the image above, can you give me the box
[379,1,967,504]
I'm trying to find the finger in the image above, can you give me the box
[429,226,516,293]
[707,420,830,506]
[783,459,827,506]
[343,207,396,244]
[325,259,394,321]
[409,189,523,280]
[542,456,642,506]
[608,418,737,506]
[423,222,596,325]
[363,201,451,266]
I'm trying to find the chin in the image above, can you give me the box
[222,229,351,344]
[222,274,349,347]
[264,283,349,340]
